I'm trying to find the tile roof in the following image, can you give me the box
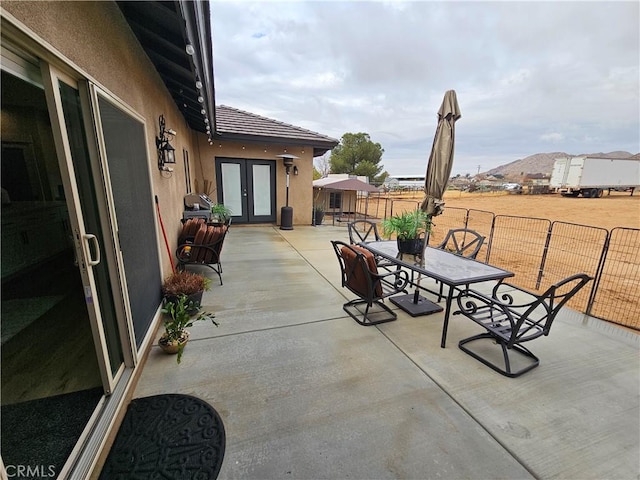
[214,105,339,156]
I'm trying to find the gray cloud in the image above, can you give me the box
[211,1,639,175]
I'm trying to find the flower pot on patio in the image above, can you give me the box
[160,295,218,364]
[397,238,425,255]
[162,270,211,314]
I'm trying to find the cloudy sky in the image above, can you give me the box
[210,1,639,176]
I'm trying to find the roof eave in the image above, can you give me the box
[179,0,215,137]
[117,0,215,136]
[213,131,338,157]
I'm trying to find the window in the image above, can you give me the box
[329,191,342,209]
[183,148,191,193]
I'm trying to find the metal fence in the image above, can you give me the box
[351,196,639,330]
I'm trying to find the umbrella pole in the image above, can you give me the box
[389,217,442,316]
[411,216,431,304]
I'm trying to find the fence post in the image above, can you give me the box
[586,230,611,316]
[536,221,554,290]
[486,215,497,264]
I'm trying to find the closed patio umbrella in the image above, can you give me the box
[391,90,461,316]
[421,90,461,217]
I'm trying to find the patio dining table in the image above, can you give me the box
[361,241,514,348]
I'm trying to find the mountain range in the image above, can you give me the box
[485,151,636,179]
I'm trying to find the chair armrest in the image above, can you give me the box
[176,242,193,262]
[489,282,541,308]
[458,283,547,312]
[454,288,521,331]
[373,267,410,294]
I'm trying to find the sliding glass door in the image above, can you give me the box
[0,63,109,477]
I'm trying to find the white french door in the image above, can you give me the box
[215,157,276,223]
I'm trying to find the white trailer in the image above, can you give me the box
[550,156,640,197]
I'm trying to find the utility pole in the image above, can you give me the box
[477,165,481,175]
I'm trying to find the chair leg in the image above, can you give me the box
[203,263,223,285]
[343,298,397,326]
[458,333,540,378]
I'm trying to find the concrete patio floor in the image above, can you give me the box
[134,225,639,479]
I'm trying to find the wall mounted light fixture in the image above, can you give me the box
[293,165,299,175]
[156,114,176,171]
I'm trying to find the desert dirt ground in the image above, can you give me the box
[380,190,640,231]
[360,190,639,329]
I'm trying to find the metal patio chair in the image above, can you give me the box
[176,220,230,285]
[434,228,486,301]
[454,273,592,377]
[331,240,409,326]
[347,220,383,244]
[347,220,398,272]
[436,228,485,259]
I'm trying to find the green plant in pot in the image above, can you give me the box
[159,294,218,363]
[210,203,232,224]
[313,204,325,225]
[162,270,211,311]
[381,209,431,255]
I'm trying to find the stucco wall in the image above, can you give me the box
[3,0,316,252]
[195,135,315,225]
[3,1,197,273]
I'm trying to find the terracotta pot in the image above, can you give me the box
[159,330,190,355]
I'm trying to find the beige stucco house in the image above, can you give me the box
[0,1,336,477]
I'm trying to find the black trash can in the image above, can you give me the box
[280,206,293,230]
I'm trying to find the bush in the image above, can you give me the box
[162,270,211,297]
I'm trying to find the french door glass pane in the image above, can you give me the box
[221,162,242,216]
[252,164,271,216]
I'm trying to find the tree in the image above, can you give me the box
[330,133,385,180]
[313,152,331,178]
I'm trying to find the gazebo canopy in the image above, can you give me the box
[313,177,380,192]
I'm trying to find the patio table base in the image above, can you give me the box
[390,292,443,317]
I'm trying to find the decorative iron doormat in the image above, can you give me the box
[100,394,225,479]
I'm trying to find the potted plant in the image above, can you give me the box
[313,204,325,226]
[159,294,218,363]
[210,203,232,224]
[381,209,431,255]
[162,270,211,309]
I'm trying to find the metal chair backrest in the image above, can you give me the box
[506,273,592,345]
[347,220,382,244]
[331,240,382,299]
[437,228,485,259]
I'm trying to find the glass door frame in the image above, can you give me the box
[41,62,132,393]
[215,157,277,224]
[87,85,162,357]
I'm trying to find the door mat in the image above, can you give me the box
[100,394,225,479]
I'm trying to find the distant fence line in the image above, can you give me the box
[334,194,639,330]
